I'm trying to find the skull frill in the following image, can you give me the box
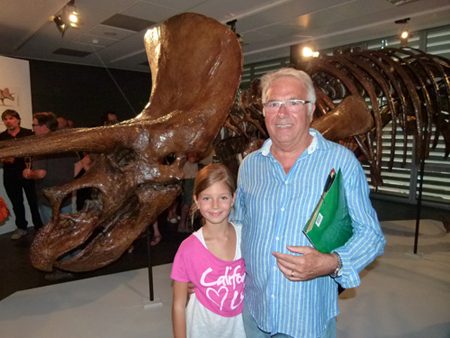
[0,13,243,272]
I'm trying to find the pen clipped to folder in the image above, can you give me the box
[303,168,353,253]
[323,168,336,193]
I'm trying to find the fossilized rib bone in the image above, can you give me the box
[219,48,450,188]
[0,13,243,272]
[310,95,373,142]
[304,47,450,185]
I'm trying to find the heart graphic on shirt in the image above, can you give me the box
[206,286,228,311]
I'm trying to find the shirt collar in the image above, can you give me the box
[260,129,321,157]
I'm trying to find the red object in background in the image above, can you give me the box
[0,197,9,223]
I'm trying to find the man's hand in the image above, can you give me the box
[187,281,195,295]
[22,169,31,179]
[272,245,339,281]
[2,158,14,163]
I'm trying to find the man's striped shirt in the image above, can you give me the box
[234,130,385,338]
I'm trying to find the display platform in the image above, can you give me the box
[0,220,449,338]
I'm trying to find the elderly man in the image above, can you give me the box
[235,68,385,338]
[0,110,43,239]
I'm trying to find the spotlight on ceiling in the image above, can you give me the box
[64,0,80,28]
[53,15,68,36]
[226,19,244,44]
[53,0,82,36]
[395,18,411,45]
[303,47,313,57]
[302,45,319,58]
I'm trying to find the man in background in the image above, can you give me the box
[0,110,42,239]
[57,117,68,130]
[22,112,87,281]
[22,112,84,224]
[102,111,118,126]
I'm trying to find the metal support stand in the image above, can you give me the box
[143,226,162,309]
[413,158,425,254]
[146,226,155,301]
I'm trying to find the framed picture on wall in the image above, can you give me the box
[0,86,21,108]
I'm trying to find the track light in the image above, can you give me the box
[53,0,81,36]
[395,18,411,45]
[64,0,80,28]
[303,47,313,57]
[53,15,68,36]
[302,45,319,58]
[226,19,244,44]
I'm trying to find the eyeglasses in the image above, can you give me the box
[263,99,310,114]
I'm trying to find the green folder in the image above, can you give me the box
[303,168,353,253]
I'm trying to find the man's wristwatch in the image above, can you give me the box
[330,252,343,278]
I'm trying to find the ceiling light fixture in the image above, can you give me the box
[302,45,319,58]
[53,15,68,36]
[64,0,80,28]
[53,0,82,36]
[395,18,411,45]
[226,20,244,44]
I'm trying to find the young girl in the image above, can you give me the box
[171,164,246,338]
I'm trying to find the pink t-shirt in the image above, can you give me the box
[171,234,246,317]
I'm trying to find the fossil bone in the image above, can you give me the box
[0,13,243,272]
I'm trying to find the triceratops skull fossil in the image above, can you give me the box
[0,13,243,272]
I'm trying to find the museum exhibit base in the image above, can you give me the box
[143,226,162,309]
[414,157,425,255]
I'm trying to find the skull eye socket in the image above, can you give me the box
[114,148,136,167]
[163,153,177,165]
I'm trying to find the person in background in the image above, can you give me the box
[0,109,43,239]
[150,220,162,246]
[22,112,85,224]
[22,112,87,281]
[178,153,199,233]
[57,117,68,130]
[235,68,386,338]
[102,111,118,126]
[171,164,246,338]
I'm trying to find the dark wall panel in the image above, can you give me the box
[29,60,152,127]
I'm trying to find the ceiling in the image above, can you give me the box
[1,0,450,73]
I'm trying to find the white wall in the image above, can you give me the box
[0,56,33,235]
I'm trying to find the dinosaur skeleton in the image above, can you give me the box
[1,13,448,272]
[0,13,242,272]
[307,48,450,186]
[219,48,450,187]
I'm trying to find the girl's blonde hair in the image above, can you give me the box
[190,164,236,216]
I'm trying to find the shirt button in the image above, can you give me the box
[271,294,275,299]
[276,237,279,241]
[273,266,277,271]
[281,208,285,212]
[285,181,289,184]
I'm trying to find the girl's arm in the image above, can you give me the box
[172,281,188,338]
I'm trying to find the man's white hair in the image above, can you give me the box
[260,68,316,116]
